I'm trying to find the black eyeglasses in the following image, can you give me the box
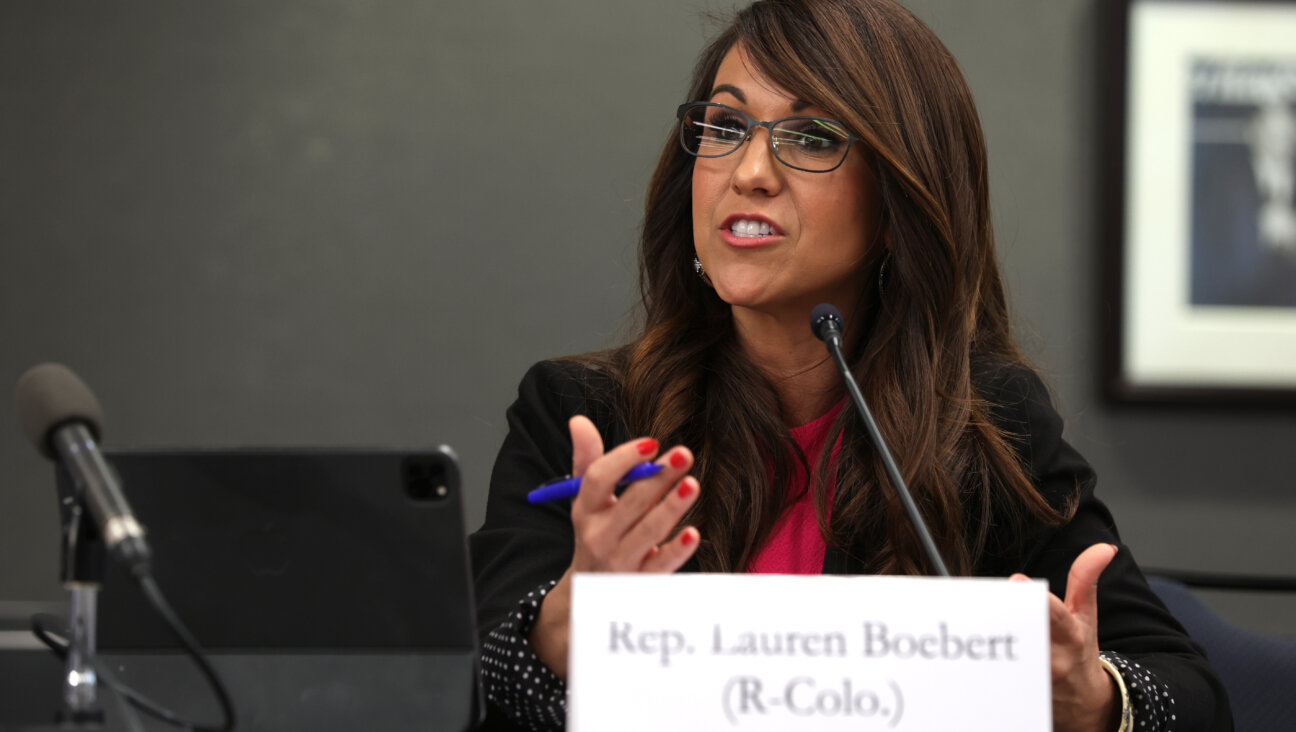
[676,101,859,173]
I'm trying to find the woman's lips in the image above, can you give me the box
[720,214,782,248]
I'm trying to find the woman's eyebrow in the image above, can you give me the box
[708,83,746,102]
[706,83,814,112]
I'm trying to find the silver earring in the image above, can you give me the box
[693,256,713,287]
[878,256,890,294]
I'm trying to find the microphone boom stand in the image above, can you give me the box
[57,468,107,726]
[813,304,950,577]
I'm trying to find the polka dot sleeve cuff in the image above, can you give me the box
[1100,651,1176,730]
[480,580,567,731]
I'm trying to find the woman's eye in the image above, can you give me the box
[701,113,748,141]
[774,120,848,153]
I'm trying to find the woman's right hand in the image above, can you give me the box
[528,415,702,679]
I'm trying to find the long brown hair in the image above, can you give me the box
[585,0,1069,574]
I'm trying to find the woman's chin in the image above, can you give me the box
[710,283,765,310]
[712,285,811,320]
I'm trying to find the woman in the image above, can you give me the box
[470,1,1231,729]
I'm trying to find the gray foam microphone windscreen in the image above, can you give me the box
[14,363,104,459]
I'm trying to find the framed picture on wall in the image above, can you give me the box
[1103,0,1296,405]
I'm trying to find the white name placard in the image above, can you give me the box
[568,573,1049,731]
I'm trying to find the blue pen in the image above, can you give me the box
[527,462,665,504]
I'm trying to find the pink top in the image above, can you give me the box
[747,401,844,574]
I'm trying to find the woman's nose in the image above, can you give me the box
[730,125,784,195]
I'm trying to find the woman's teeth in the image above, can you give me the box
[730,219,774,237]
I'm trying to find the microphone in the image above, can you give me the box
[810,304,950,576]
[810,303,845,348]
[14,363,151,577]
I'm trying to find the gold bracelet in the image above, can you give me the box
[1098,655,1134,732]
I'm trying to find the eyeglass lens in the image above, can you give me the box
[678,103,852,172]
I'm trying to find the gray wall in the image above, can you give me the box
[3,1,1293,634]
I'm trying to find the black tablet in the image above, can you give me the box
[58,447,479,732]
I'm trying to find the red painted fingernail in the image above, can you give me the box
[670,450,688,469]
[637,438,658,455]
[681,528,696,547]
[677,479,695,499]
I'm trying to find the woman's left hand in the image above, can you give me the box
[1013,543,1121,732]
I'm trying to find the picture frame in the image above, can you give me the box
[1102,0,1296,405]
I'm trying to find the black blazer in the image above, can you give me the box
[470,359,1232,730]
